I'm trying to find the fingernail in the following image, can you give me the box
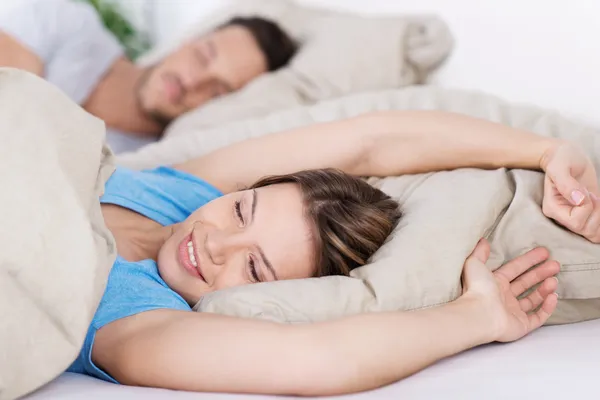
[553,276,559,285]
[571,190,585,205]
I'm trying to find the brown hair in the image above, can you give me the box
[251,169,402,277]
[221,17,298,71]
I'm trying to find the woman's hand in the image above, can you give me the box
[540,141,600,243]
[461,239,559,343]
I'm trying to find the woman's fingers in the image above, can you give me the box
[468,238,490,263]
[581,195,600,243]
[495,247,550,282]
[510,260,560,297]
[518,276,559,313]
[543,176,600,244]
[461,239,492,294]
[546,165,588,207]
[526,291,559,332]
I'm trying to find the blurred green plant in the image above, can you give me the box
[79,0,150,60]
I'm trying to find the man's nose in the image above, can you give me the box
[180,62,210,89]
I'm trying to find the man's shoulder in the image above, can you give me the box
[0,0,124,104]
[1,0,100,30]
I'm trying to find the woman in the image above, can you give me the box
[68,110,599,395]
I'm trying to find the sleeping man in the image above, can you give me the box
[0,0,297,153]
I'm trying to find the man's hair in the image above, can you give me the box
[221,17,298,71]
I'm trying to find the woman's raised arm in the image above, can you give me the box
[174,110,557,194]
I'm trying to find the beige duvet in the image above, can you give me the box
[0,69,116,400]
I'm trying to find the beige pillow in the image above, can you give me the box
[119,86,600,326]
[0,68,117,400]
[135,0,453,135]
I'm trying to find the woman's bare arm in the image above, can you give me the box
[174,111,558,194]
[93,240,558,396]
[0,32,44,75]
[101,301,492,396]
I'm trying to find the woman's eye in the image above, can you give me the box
[234,200,244,224]
[249,257,260,283]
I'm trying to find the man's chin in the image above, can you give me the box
[135,85,175,128]
[144,106,175,129]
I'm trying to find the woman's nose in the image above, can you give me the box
[205,229,245,264]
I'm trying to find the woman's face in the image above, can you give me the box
[157,183,315,305]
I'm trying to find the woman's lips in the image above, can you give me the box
[178,233,205,281]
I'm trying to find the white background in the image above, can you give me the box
[2,0,599,126]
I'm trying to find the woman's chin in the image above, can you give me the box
[156,248,182,286]
[171,279,206,307]
[156,254,204,305]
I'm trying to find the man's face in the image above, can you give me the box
[137,25,267,124]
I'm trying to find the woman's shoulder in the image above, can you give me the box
[67,257,191,383]
[96,256,191,328]
[101,166,223,226]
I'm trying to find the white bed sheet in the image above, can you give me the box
[24,318,598,400]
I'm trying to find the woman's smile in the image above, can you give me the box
[178,232,205,281]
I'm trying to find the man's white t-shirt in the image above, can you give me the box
[0,0,155,153]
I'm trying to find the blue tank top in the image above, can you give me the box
[67,166,222,383]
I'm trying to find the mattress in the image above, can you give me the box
[24,318,598,400]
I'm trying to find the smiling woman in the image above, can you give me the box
[64,109,597,395]
[155,174,323,304]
